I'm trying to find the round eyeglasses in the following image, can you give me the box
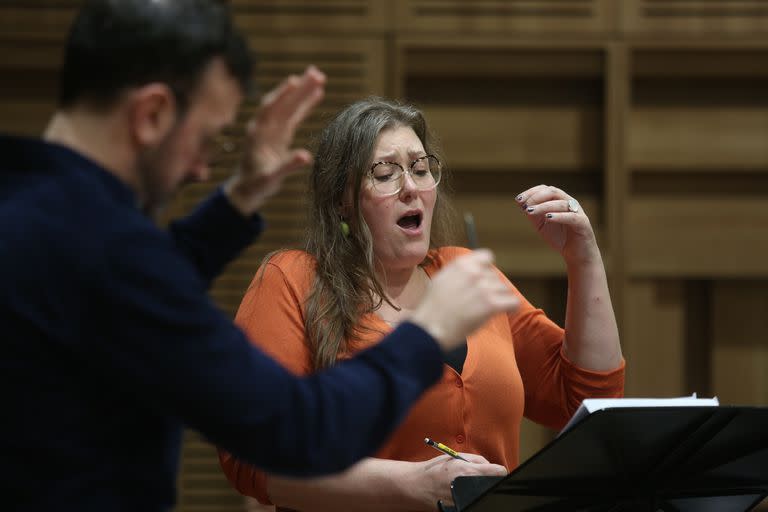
[368,155,441,196]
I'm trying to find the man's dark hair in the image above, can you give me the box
[59,0,253,111]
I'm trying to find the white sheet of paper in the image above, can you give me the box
[559,394,720,435]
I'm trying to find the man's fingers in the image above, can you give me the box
[260,73,300,110]
[265,67,326,127]
[285,80,325,132]
[485,464,509,476]
[277,149,313,178]
[463,248,494,267]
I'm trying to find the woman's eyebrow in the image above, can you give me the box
[372,149,426,161]
[372,152,398,162]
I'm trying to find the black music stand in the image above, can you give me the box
[446,406,768,511]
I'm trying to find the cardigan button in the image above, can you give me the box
[456,434,465,444]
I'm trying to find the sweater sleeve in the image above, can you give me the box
[167,188,264,286]
[92,231,444,477]
[505,274,625,431]
[219,255,315,503]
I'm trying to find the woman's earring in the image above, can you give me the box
[340,220,350,237]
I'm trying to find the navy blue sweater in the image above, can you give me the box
[0,135,443,511]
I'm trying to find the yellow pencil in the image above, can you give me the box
[424,437,468,461]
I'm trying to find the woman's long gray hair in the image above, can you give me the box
[302,97,457,369]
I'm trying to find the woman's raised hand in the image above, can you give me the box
[516,185,600,267]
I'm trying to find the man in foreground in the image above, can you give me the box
[0,1,518,510]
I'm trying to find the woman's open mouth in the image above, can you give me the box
[396,211,423,234]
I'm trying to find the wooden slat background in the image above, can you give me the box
[231,0,390,33]
[0,1,766,510]
[396,0,616,34]
[622,0,768,35]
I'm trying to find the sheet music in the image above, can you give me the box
[559,394,719,435]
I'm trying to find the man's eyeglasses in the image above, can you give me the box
[368,155,441,196]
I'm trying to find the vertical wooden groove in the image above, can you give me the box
[604,43,630,344]
[684,280,712,397]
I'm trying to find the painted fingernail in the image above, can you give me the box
[546,213,553,219]
[515,194,523,202]
[526,206,535,213]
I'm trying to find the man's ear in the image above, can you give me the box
[128,83,177,147]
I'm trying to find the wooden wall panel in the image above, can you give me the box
[0,2,77,41]
[623,280,688,397]
[630,107,768,171]
[633,47,768,78]
[626,46,768,279]
[603,44,630,329]
[0,97,57,136]
[396,0,616,34]
[423,105,601,171]
[403,43,604,77]
[623,278,713,398]
[711,281,768,406]
[630,48,768,172]
[0,40,64,135]
[622,0,768,35]
[626,197,768,277]
[231,0,389,32]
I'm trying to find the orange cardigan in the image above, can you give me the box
[219,247,625,505]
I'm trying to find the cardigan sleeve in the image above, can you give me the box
[423,247,623,432]
[219,254,315,504]
[505,274,625,431]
